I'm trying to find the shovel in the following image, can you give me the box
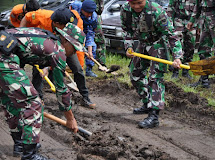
[128,50,215,75]
[85,52,120,74]
[35,65,56,92]
[65,71,79,92]
[43,112,92,136]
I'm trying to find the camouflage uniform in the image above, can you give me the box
[0,27,72,144]
[168,0,196,64]
[121,1,183,110]
[189,0,215,59]
[93,0,106,65]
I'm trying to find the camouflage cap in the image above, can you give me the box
[55,23,87,52]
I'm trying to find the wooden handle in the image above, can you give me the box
[65,71,76,84]
[35,65,56,92]
[85,52,103,67]
[43,112,92,136]
[129,50,190,70]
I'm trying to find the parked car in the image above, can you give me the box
[0,0,71,28]
[101,0,169,54]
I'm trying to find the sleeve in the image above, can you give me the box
[46,41,72,111]
[25,11,40,27]
[155,10,183,59]
[120,6,134,50]
[166,0,175,21]
[189,0,202,23]
[85,29,96,47]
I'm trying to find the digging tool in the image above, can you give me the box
[128,50,215,75]
[65,71,79,92]
[43,112,92,136]
[35,65,56,92]
[85,52,120,74]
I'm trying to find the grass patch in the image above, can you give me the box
[92,52,215,108]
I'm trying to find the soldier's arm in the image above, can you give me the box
[120,5,134,52]
[156,10,183,60]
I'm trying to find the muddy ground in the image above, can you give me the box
[0,67,215,160]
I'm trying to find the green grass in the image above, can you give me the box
[92,52,215,108]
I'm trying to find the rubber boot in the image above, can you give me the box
[182,69,192,79]
[11,132,23,157]
[21,144,49,160]
[133,104,149,114]
[138,109,159,128]
[202,75,210,88]
[190,75,210,88]
[171,68,179,79]
[86,66,97,77]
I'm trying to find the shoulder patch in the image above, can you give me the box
[32,13,35,20]
[70,17,74,23]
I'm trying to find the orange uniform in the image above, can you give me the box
[71,10,85,68]
[10,4,25,27]
[25,9,54,32]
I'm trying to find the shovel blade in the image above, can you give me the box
[67,83,79,92]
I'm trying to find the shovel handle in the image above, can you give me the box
[35,65,56,92]
[129,51,190,70]
[85,52,103,67]
[65,71,76,84]
[43,112,92,136]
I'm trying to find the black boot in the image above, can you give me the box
[171,68,179,79]
[11,132,23,157]
[190,75,210,88]
[133,104,149,114]
[202,75,210,88]
[182,69,192,79]
[21,144,50,160]
[138,109,159,128]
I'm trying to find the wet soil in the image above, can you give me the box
[0,67,215,160]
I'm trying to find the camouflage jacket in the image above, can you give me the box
[6,27,72,112]
[92,0,104,15]
[167,0,196,21]
[190,0,215,23]
[121,1,183,59]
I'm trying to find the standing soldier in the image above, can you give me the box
[93,0,107,66]
[121,0,183,128]
[167,0,196,79]
[0,23,83,159]
[187,0,215,88]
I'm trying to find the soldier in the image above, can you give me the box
[10,0,40,28]
[20,8,96,108]
[93,0,107,66]
[121,0,183,128]
[187,0,215,88]
[0,23,83,159]
[167,0,196,79]
[70,0,98,77]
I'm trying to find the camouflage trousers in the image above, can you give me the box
[129,42,168,110]
[198,12,215,59]
[95,15,106,65]
[0,54,43,144]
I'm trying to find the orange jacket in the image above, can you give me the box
[10,4,25,27]
[25,9,54,32]
[71,10,84,68]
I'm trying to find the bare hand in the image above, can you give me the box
[66,118,78,133]
[186,22,193,31]
[40,67,49,78]
[126,48,135,58]
[172,59,182,69]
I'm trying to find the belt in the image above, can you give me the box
[202,6,215,12]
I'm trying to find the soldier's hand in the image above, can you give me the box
[64,110,78,133]
[40,67,49,78]
[186,22,193,31]
[126,48,135,58]
[172,59,181,69]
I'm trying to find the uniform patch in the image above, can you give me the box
[32,13,36,20]
[0,34,6,41]
[70,17,74,23]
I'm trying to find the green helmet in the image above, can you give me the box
[55,23,87,52]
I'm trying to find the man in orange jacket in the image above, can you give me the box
[20,8,96,109]
[10,0,40,27]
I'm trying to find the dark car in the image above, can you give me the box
[0,0,71,28]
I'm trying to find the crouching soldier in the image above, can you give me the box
[0,23,85,159]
